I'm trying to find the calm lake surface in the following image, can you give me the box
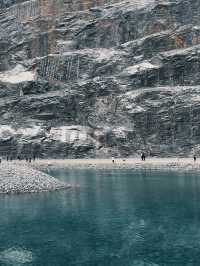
[0,169,200,266]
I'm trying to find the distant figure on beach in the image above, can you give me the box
[194,155,197,162]
[29,158,32,163]
[33,155,36,161]
[19,88,24,97]
[141,152,146,161]
[112,157,115,163]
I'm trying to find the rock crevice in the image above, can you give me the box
[0,0,200,157]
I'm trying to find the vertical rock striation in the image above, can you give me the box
[0,0,200,157]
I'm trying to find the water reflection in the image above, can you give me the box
[0,169,200,265]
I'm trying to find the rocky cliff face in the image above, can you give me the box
[0,0,200,158]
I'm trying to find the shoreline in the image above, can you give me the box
[0,158,199,194]
[31,158,200,173]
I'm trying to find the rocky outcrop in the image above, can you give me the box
[0,0,200,158]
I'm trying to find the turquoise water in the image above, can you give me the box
[0,169,200,265]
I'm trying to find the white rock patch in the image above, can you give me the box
[0,247,33,265]
[122,61,161,76]
[0,65,35,84]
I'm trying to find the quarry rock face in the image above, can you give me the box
[0,0,200,158]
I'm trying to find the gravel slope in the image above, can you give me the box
[0,162,70,194]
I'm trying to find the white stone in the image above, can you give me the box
[0,65,35,84]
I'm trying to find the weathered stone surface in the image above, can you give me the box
[0,0,200,157]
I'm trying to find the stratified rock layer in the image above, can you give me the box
[0,0,200,157]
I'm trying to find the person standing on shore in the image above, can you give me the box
[112,157,115,163]
[194,155,197,162]
[141,152,146,161]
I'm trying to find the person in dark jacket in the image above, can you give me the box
[141,152,146,161]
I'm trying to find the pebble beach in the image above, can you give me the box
[1,157,200,195]
[0,161,70,194]
[32,157,200,172]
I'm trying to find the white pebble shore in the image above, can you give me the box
[33,158,200,173]
[0,162,70,194]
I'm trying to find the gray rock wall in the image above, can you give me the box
[0,0,200,158]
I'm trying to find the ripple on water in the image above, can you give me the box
[131,260,160,266]
[0,247,33,265]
